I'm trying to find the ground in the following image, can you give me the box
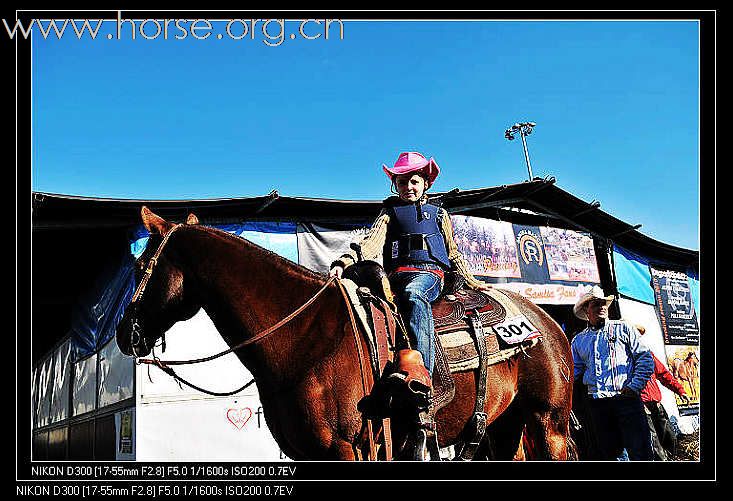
[670,430,700,461]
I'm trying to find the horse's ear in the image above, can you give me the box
[141,206,173,235]
[186,213,200,225]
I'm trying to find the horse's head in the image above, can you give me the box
[116,206,202,357]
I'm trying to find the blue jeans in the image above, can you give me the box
[588,394,653,460]
[390,265,444,375]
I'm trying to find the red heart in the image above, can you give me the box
[226,408,253,430]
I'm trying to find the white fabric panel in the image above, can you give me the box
[73,354,97,416]
[49,340,71,423]
[618,298,699,434]
[137,310,257,400]
[99,338,134,408]
[36,356,54,427]
[136,393,286,461]
[135,309,285,460]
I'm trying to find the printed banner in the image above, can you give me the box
[650,266,699,345]
[664,345,700,416]
[451,217,601,305]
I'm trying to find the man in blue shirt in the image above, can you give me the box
[571,286,654,460]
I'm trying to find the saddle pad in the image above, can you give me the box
[436,288,542,372]
[439,329,541,372]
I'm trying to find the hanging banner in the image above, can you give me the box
[451,217,601,305]
[650,266,699,345]
[296,221,374,274]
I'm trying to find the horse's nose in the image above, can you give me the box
[116,312,137,356]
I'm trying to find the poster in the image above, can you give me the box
[115,408,135,460]
[650,266,699,345]
[664,345,700,416]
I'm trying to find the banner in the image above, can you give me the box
[296,221,374,273]
[650,266,699,345]
[451,216,601,305]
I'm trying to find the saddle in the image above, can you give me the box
[342,262,540,460]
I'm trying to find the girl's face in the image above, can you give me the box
[395,173,428,202]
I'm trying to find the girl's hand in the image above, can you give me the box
[329,266,344,278]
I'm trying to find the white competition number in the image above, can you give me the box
[490,315,541,345]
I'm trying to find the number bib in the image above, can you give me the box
[490,315,541,345]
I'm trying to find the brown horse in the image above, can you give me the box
[116,207,575,460]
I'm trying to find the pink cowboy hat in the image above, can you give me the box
[382,151,440,185]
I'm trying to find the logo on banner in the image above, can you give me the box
[226,408,253,429]
[517,230,544,266]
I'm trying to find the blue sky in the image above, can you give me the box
[31,19,699,250]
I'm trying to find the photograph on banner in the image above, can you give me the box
[540,227,600,283]
[664,345,700,415]
[449,215,520,278]
[650,266,699,345]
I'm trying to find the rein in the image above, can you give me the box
[137,275,337,367]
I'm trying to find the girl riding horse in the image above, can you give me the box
[329,151,490,398]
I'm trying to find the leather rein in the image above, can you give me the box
[128,222,338,395]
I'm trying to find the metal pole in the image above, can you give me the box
[519,129,533,180]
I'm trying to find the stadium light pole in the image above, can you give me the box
[504,122,537,180]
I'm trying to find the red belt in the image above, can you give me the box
[391,266,445,279]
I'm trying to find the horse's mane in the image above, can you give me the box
[185,224,328,284]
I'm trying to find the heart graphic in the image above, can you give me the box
[226,408,253,430]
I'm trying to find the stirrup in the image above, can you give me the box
[413,408,441,461]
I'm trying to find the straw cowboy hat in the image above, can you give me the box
[573,285,615,321]
[382,151,440,185]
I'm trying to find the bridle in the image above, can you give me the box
[125,221,338,395]
[127,223,184,355]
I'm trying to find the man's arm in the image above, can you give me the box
[654,354,687,396]
[624,325,654,394]
[571,336,586,382]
